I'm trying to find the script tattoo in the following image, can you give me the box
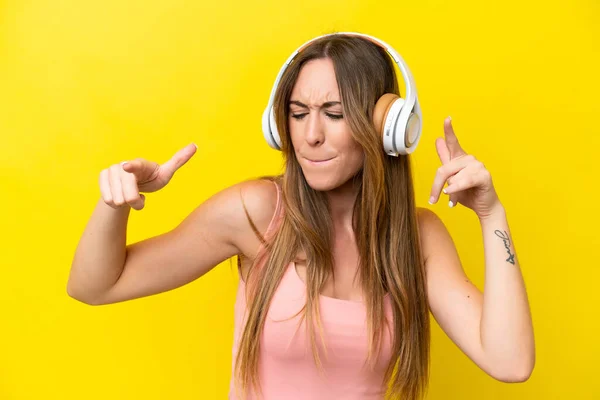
[494,230,515,265]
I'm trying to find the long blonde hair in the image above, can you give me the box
[235,34,430,400]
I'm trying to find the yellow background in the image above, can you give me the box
[1,0,598,398]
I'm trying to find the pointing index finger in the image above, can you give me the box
[444,116,466,159]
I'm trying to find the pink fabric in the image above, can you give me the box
[230,181,394,399]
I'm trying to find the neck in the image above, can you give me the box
[326,177,360,233]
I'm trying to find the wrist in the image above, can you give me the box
[478,202,506,223]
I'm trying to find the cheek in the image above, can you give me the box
[338,132,364,167]
[288,120,303,149]
[345,146,365,172]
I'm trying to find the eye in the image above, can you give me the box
[290,112,343,121]
[291,113,307,120]
[326,113,343,120]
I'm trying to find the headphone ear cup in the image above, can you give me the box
[373,93,399,136]
[375,93,409,155]
[262,105,281,150]
[269,107,282,150]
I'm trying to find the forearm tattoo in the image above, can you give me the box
[494,230,515,265]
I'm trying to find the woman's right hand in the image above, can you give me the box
[99,143,197,210]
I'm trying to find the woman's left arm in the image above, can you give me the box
[425,117,535,382]
[477,205,535,381]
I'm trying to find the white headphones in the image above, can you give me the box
[261,32,422,157]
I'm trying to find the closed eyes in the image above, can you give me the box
[290,113,343,121]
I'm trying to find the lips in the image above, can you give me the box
[305,157,334,162]
[303,157,335,168]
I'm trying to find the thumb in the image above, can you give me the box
[129,193,147,211]
[160,143,198,179]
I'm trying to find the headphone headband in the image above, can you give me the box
[262,32,422,156]
[266,32,416,116]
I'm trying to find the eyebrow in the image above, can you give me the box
[289,100,342,109]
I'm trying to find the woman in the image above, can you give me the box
[67,33,535,400]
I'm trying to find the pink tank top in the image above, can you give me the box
[229,181,394,399]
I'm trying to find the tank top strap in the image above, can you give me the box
[238,179,284,283]
[263,179,284,241]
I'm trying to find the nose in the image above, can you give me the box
[304,112,325,146]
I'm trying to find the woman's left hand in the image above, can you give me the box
[428,117,503,219]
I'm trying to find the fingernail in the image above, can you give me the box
[449,200,455,208]
[120,161,128,167]
[448,116,452,121]
[443,188,448,194]
[428,196,435,205]
[193,143,198,149]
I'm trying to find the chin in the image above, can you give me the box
[304,177,341,192]
[298,159,362,192]
[302,171,357,192]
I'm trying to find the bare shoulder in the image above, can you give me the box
[229,178,280,258]
[415,207,454,264]
[176,176,279,259]
[416,206,444,229]
[237,178,279,225]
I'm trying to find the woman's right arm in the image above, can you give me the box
[67,144,277,305]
